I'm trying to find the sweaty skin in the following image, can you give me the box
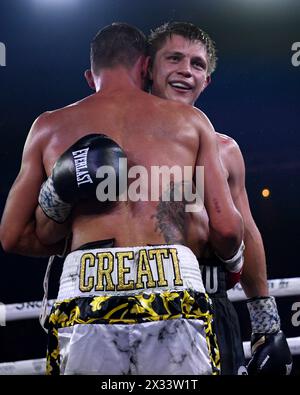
[150,34,268,296]
[1,61,242,259]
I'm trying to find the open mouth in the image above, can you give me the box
[169,81,193,91]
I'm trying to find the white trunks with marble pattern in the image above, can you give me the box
[47,245,219,375]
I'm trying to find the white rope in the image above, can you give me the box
[0,358,46,375]
[4,300,55,322]
[3,277,300,322]
[228,277,300,302]
[1,336,299,375]
[1,276,299,375]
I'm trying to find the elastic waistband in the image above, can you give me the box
[57,244,205,300]
[75,239,115,251]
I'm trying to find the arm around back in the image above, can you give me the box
[0,113,66,256]
[193,109,243,259]
[224,138,268,297]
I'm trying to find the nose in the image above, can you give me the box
[177,59,192,78]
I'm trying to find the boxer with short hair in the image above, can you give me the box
[0,23,243,375]
[148,21,292,375]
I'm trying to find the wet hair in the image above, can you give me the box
[148,21,217,75]
[91,22,148,73]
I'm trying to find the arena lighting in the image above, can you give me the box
[32,0,80,6]
[231,0,294,5]
[229,0,296,11]
[262,188,270,198]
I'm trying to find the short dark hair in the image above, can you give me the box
[148,22,217,75]
[91,22,148,73]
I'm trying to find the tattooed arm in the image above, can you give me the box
[192,108,244,259]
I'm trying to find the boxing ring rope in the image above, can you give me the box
[0,358,46,375]
[4,277,300,322]
[1,277,300,374]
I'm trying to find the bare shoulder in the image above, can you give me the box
[30,111,52,132]
[31,96,87,137]
[27,111,59,150]
[38,97,85,123]
[216,132,246,182]
[216,131,239,149]
[31,108,64,134]
[156,95,190,112]
[157,98,202,120]
[24,111,54,147]
[187,106,214,125]
[170,105,217,138]
[216,131,244,158]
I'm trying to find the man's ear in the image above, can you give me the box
[84,69,96,90]
[142,56,153,92]
[147,56,153,81]
[141,56,151,79]
[202,75,211,92]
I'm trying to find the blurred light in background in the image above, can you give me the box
[31,0,80,7]
[262,188,271,198]
[229,0,299,14]
[230,0,296,6]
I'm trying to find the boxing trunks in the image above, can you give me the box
[200,257,245,375]
[46,241,220,375]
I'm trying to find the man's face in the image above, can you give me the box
[150,34,211,106]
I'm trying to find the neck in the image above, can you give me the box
[94,65,143,93]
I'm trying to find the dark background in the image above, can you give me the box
[0,0,299,374]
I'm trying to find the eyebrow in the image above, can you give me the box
[165,51,185,57]
[165,51,207,66]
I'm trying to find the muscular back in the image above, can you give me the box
[40,89,202,250]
